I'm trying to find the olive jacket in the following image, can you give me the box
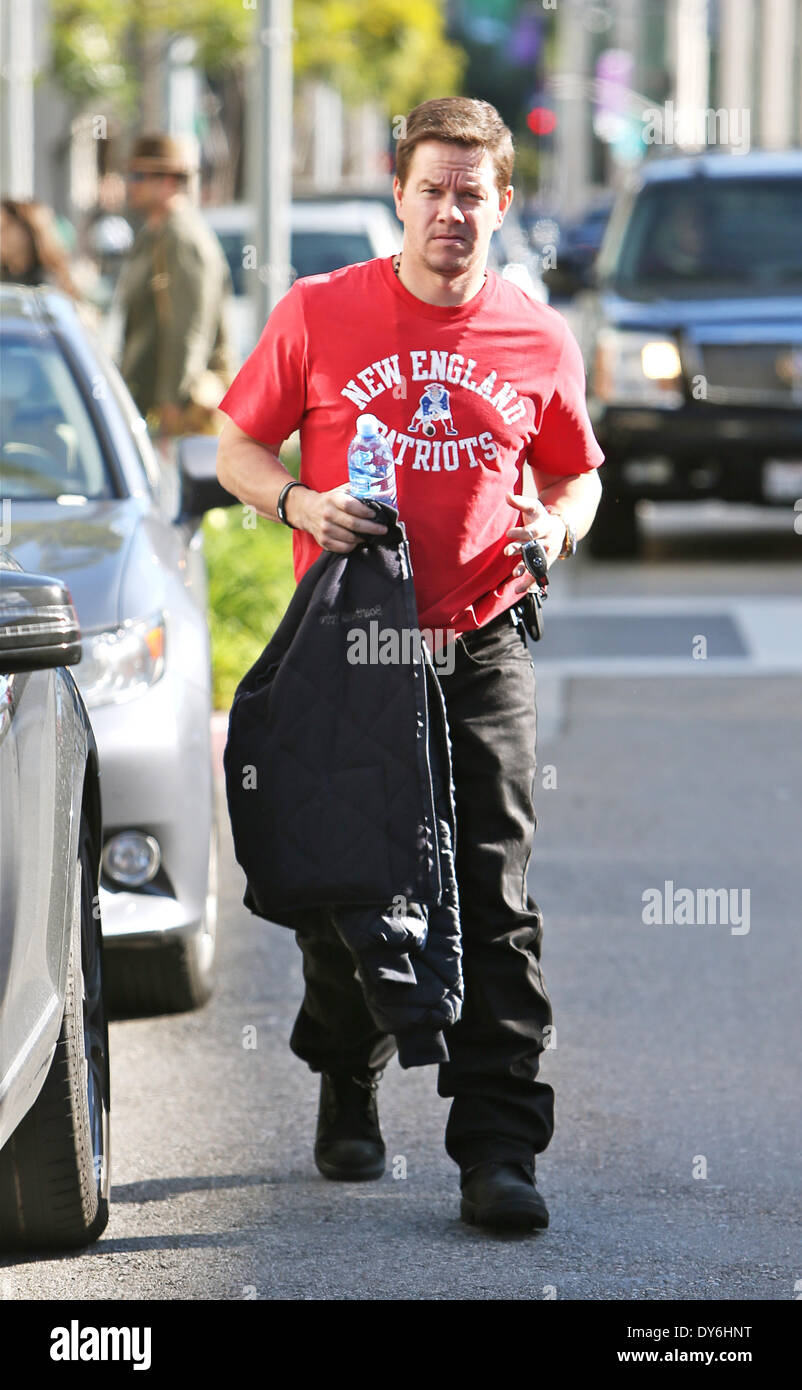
[117,200,235,420]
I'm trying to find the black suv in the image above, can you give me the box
[574,151,802,556]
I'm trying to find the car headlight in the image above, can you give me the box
[74,614,166,709]
[594,329,684,408]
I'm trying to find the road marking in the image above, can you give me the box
[529,597,802,676]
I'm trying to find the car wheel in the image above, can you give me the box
[0,813,111,1250]
[104,814,218,1017]
[587,486,640,559]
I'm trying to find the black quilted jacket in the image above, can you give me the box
[223,501,463,1068]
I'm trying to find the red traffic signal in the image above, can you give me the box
[526,107,557,136]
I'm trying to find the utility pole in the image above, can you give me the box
[0,0,35,197]
[553,0,593,220]
[249,0,293,329]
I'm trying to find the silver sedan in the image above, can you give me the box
[0,283,237,1015]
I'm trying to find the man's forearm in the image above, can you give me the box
[533,468,602,542]
[216,435,310,527]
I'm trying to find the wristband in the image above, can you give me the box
[276,480,305,529]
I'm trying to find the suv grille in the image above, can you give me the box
[700,343,802,406]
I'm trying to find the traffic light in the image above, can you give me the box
[526,106,557,136]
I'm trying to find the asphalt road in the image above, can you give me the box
[2,502,800,1301]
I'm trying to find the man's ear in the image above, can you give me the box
[497,184,514,226]
[392,175,405,221]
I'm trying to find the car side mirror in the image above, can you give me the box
[175,435,240,525]
[0,570,82,674]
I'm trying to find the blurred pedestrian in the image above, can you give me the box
[117,134,235,437]
[1,198,83,297]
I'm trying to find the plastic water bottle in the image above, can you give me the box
[347,413,397,508]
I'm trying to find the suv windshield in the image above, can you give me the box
[610,178,802,297]
[0,336,114,500]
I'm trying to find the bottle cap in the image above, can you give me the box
[356,413,380,438]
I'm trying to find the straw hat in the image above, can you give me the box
[127,134,199,176]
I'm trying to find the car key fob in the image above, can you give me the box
[521,539,548,579]
[518,539,549,642]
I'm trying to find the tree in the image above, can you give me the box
[294,0,465,115]
[47,2,465,201]
[49,0,463,115]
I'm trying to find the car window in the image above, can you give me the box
[87,331,162,496]
[289,231,373,280]
[216,232,246,296]
[215,229,377,296]
[0,336,115,500]
[612,178,802,296]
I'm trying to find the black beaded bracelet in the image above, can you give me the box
[276,479,304,529]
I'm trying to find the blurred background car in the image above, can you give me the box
[541,195,615,300]
[0,283,237,1015]
[204,199,403,362]
[574,151,802,556]
[0,554,110,1249]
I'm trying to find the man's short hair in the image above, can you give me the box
[395,98,514,199]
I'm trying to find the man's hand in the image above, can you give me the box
[504,491,566,594]
[215,421,388,548]
[288,482,389,554]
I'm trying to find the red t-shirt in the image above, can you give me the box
[218,255,603,639]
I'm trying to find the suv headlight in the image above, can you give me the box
[594,329,684,408]
[75,614,166,708]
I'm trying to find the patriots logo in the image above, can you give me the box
[408,383,459,437]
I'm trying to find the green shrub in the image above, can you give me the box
[202,505,297,711]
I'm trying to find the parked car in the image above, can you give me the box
[574,151,802,555]
[541,196,614,298]
[204,200,403,361]
[0,553,110,1248]
[0,284,237,1014]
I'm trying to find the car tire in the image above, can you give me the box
[104,815,218,1017]
[587,487,640,559]
[0,813,111,1251]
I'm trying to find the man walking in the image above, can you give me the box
[216,98,603,1232]
[118,134,234,437]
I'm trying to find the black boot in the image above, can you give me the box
[460,1161,549,1232]
[314,1070,386,1181]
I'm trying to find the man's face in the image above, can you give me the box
[125,172,177,216]
[393,140,512,280]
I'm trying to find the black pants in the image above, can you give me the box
[289,606,555,1172]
